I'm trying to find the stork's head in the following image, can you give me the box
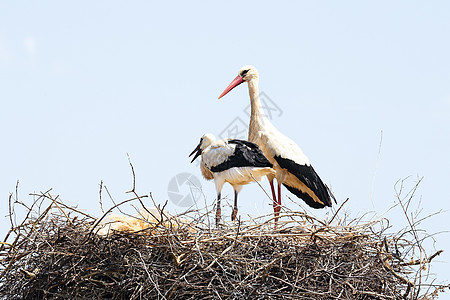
[218,65,258,99]
[189,133,216,163]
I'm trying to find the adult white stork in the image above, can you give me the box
[190,133,275,226]
[218,66,335,222]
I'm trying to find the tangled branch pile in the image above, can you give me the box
[0,190,446,299]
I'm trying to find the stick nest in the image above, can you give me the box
[0,190,447,299]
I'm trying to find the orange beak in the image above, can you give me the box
[218,75,244,99]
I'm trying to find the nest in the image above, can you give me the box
[0,186,447,299]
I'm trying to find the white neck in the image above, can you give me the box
[247,78,269,141]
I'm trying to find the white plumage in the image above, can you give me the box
[190,133,275,225]
[219,66,335,223]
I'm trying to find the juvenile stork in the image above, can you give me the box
[218,66,334,222]
[190,133,275,226]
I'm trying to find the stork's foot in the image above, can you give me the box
[215,208,221,227]
[231,207,238,221]
[273,205,281,227]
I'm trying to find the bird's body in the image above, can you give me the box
[200,138,274,192]
[190,134,275,225]
[219,66,334,222]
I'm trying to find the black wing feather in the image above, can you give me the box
[228,139,260,150]
[211,140,273,173]
[275,156,332,208]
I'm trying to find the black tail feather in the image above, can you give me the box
[275,156,333,208]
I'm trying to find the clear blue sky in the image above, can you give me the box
[1,1,449,287]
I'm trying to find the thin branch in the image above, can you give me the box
[370,130,383,210]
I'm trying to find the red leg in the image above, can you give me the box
[231,190,238,221]
[269,178,279,223]
[215,192,221,227]
[277,183,282,216]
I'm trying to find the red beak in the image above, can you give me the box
[218,75,244,99]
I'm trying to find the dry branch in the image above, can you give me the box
[0,182,447,299]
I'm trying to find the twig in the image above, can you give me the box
[370,130,383,210]
[400,250,443,266]
[327,198,349,225]
[99,180,105,214]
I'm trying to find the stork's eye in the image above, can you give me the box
[240,69,249,77]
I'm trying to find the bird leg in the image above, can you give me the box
[277,182,282,216]
[231,190,238,221]
[269,179,279,223]
[216,192,221,227]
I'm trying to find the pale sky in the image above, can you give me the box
[1,1,449,287]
